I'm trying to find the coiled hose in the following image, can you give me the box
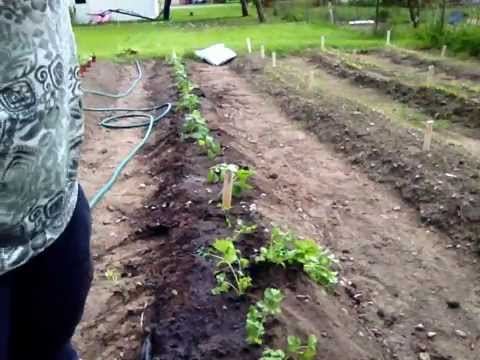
[83,61,172,209]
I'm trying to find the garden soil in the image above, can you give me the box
[75,58,480,360]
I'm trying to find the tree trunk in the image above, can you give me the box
[375,0,380,32]
[439,0,447,33]
[240,0,249,17]
[163,0,172,21]
[407,0,420,28]
[253,0,266,23]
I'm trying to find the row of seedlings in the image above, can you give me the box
[170,57,338,360]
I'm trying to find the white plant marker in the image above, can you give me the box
[441,45,447,58]
[427,65,435,85]
[386,30,392,46]
[260,45,265,59]
[171,49,177,61]
[246,37,252,54]
[328,2,335,24]
[272,52,277,67]
[423,120,434,152]
[321,35,326,52]
[222,170,234,210]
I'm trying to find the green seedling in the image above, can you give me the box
[182,110,208,137]
[234,219,257,237]
[105,268,121,282]
[287,335,318,360]
[197,132,221,160]
[260,349,287,360]
[246,288,284,345]
[260,335,318,360]
[246,304,265,345]
[256,227,338,287]
[208,163,255,197]
[207,239,252,296]
[177,92,200,112]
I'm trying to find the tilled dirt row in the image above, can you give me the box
[138,63,373,360]
[309,52,480,131]
[193,61,480,360]
[377,49,480,83]
[234,58,480,252]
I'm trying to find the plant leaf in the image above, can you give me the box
[212,239,238,265]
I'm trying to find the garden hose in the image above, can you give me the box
[83,60,172,209]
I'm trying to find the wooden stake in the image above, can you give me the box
[321,35,326,51]
[272,52,277,67]
[386,30,391,46]
[423,120,434,152]
[246,37,252,54]
[260,45,265,59]
[441,45,447,58]
[328,2,335,24]
[222,170,234,210]
[427,65,435,85]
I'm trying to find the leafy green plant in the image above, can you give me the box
[260,335,318,360]
[182,110,208,137]
[260,348,287,360]
[287,335,318,360]
[256,227,338,287]
[246,288,284,345]
[246,305,266,345]
[172,57,221,161]
[177,92,200,112]
[208,163,255,197]
[197,132,221,160]
[105,268,121,282]
[207,239,252,296]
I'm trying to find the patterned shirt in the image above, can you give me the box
[0,0,83,274]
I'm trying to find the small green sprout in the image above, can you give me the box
[256,227,338,287]
[208,163,255,197]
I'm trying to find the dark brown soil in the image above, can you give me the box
[377,49,480,82]
[79,58,480,360]
[309,53,480,131]
[137,63,322,360]
[232,57,480,251]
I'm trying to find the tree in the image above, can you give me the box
[253,0,266,22]
[407,0,421,28]
[439,0,447,33]
[240,0,249,17]
[375,0,381,32]
[163,0,172,21]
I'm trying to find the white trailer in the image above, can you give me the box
[70,0,160,24]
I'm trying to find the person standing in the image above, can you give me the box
[0,1,91,359]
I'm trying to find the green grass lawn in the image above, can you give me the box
[74,3,436,61]
[75,21,390,60]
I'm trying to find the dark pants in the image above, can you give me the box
[0,186,92,360]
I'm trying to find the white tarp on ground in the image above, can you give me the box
[348,20,375,25]
[195,44,237,66]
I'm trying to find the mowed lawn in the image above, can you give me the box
[74,22,385,59]
[73,3,426,60]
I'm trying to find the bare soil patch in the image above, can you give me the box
[309,52,480,131]
[76,57,480,360]
[75,61,174,359]
[193,60,480,360]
